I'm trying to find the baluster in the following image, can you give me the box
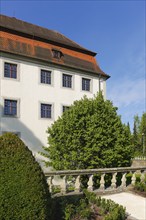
[75,175,81,193]
[120,173,126,189]
[140,171,145,183]
[87,175,94,191]
[47,176,53,193]
[61,175,67,194]
[131,172,136,185]
[111,172,117,189]
[100,173,105,191]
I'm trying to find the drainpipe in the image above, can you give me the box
[0,59,2,135]
[99,73,101,92]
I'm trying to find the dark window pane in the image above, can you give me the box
[52,50,62,59]
[4,63,17,79]
[41,70,51,84]
[82,78,90,91]
[4,99,17,116]
[62,106,70,113]
[63,74,72,88]
[41,104,52,118]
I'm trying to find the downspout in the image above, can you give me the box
[0,59,2,134]
[99,73,101,92]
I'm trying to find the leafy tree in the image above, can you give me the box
[42,93,134,170]
[0,133,52,220]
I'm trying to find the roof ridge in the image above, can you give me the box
[0,14,96,56]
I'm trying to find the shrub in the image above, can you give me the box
[134,179,146,192]
[0,133,51,220]
[51,190,126,220]
[51,194,82,220]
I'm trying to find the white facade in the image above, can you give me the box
[0,54,106,164]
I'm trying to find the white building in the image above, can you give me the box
[0,14,109,164]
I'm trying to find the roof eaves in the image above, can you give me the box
[0,49,109,79]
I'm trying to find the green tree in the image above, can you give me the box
[42,93,134,170]
[0,133,52,220]
[132,115,141,152]
[132,113,146,155]
[140,113,146,155]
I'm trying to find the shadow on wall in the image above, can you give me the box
[0,104,49,170]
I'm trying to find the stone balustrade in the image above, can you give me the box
[132,157,146,167]
[134,156,146,160]
[45,166,146,195]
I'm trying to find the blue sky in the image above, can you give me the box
[1,0,145,130]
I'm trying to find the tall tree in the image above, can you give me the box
[132,113,146,155]
[41,93,134,170]
[140,113,146,155]
[132,115,141,152]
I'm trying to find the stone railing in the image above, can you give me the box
[45,166,146,195]
[134,156,146,160]
[132,157,146,167]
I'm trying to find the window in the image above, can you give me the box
[62,106,70,113]
[2,131,21,137]
[41,103,52,118]
[52,49,62,59]
[62,74,72,88]
[4,62,17,79]
[4,99,17,116]
[41,69,51,84]
[82,78,90,91]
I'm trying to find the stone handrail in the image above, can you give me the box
[134,156,146,160]
[45,166,146,195]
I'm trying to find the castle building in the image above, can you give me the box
[0,14,109,164]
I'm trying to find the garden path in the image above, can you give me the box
[102,192,146,220]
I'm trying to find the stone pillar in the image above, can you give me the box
[75,175,81,193]
[61,175,67,194]
[47,176,53,193]
[87,174,94,191]
[121,173,126,189]
[111,172,117,189]
[100,174,105,191]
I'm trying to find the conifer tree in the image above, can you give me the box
[132,113,146,155]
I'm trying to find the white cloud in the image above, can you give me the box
[107,46,145,129]
[108,77,145,108]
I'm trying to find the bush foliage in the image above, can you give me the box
[51,190,126,220]
[134,174,146,193]
[0,133,51,220]
[42,93,134,170]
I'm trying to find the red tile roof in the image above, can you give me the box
[0,14,110,79]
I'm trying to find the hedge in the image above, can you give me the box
[0,133,51,220]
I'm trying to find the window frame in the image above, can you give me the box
[2,131,21,138]
[52,49,63,59]
[62,73,73,89]
[62,105,70,113]
[40,102,53,120]
[3,98,20,118]
[82,77,91,92]
[3,60,20,81]
[40,69,52,85]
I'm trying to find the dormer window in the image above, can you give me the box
[52,49,63,59]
